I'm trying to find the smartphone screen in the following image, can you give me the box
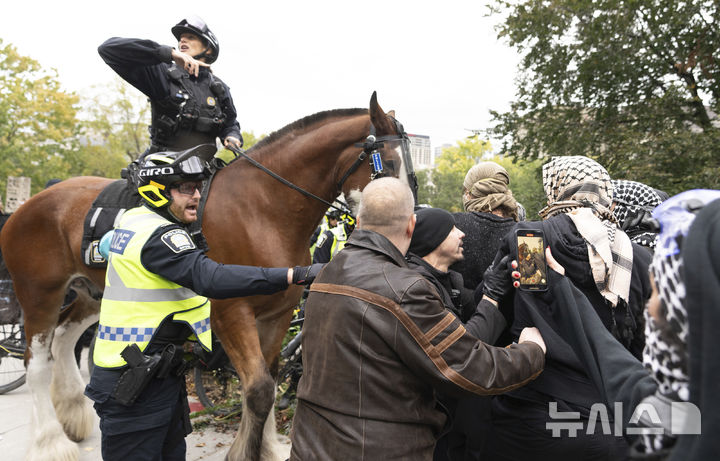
[516,230,548,291]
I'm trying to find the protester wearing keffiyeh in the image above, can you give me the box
[612,179,665,250]
[539,156,634,309]
[462,162,519,221]
[635,189,720,456]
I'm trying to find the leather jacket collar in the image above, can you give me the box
[345,229,408,268]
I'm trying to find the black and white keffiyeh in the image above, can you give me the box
[644,251,689,402]
[637,189,720,455]
[539,156,633,308]
[612,179,664,249]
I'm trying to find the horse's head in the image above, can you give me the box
[339,91,416,213]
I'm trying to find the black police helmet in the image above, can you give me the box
[171,15,220,64]
[137,145,214,208]
[325,209,342,220]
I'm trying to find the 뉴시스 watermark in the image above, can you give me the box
[546,401,701,437]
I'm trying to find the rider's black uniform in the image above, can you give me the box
[98,37,241,153]
[84,205,288,461]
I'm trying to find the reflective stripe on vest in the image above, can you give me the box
[310,218,331,257]
[94,206,212,368]
[330,225,349,259]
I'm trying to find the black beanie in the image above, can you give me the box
[409,208,455,257]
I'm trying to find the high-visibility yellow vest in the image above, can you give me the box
[329,224,349,259]
[310,217,332,257]
[93,206,212,368]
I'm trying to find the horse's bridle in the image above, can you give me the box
[336,115,418,204]
[226,115,417,216]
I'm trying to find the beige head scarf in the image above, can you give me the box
[462,162,518,220]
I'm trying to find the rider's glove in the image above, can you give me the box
[292,264,325,285]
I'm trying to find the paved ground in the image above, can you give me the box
[0,349,288,460]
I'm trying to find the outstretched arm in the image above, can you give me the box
[98,37,174,99]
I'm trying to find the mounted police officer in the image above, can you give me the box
[84,148,321,461]
[98,15,243,184]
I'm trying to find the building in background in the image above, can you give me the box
[408,134,433,170]
[434,143,452,164]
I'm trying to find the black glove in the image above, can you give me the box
[481,254,514,302]
[292,264,324,285]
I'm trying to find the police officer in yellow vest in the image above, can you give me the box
[312,212,356,264]
[84,148,323,461]
[309,209,340,257]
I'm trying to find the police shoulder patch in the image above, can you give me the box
[161,228,196,253]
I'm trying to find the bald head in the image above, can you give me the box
[358,177,415,244]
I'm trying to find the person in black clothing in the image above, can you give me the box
[451,162,519,293]
[482,155,652,461]
[535,189,720,461]
[406,207,519,461]
[84,149,321,461]
[98,15,243,181]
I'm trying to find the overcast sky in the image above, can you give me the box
[1,0,521,150]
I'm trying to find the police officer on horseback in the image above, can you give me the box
[98,15,243,183]
[84,148,321,461]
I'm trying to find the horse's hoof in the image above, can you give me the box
[55,395,94,442]
[27,425,79,461]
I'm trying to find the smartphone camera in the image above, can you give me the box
[516,229,548,291]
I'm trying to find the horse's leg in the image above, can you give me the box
[50,283,99,443]
[256,307,297,461]
[21,285,80,461]
[214,304,282,461]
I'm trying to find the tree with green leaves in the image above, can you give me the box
[417,137,493,211]
[0,37,263,196]
[0,39,82,195]
[74,79,151,180]
[494,157,546,219]
[489,0,720,194]
[417,136,546,218]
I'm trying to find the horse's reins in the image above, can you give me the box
[225,119,410,216]
[224,144,353,215]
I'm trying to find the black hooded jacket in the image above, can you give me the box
[500,214,651,359]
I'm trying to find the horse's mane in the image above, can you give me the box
[251,108,367,151]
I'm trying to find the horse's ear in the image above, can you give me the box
[387,110,396,118]
[369,91,393,133]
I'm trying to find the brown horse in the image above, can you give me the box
[0,92,408,461]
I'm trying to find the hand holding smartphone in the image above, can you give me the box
[516,229,548,291]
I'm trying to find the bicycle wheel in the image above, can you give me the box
[0,323,26,394]
[192,365,242,413]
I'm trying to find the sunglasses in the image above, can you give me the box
[173,181,203,196]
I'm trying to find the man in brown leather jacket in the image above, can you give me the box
[289,177,547,461]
